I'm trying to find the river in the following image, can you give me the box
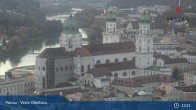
[0,14,87,75]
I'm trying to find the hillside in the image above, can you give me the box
[110,0,195,8]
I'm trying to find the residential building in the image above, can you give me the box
[184,71,196,86]
[153,84,183,101]
[0,71,34,95]
[102,12,120,44]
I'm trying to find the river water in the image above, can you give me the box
[0,18,87,75]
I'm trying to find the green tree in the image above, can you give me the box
[15,26,29,43]
[74,7,102,28]
[7,36,21,54]
[172,68,179,80]
[87,18,105,44]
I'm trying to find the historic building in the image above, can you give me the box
[35,13,173,91]
[102,12,120,44]
[59,15,82,51]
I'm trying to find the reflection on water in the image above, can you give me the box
[0,28,87,75]
[0,43,60,75]
[0,31,60,75]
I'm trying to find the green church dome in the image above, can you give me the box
[106,12,116,22]
[139,13,151,23]
[63,15,79,34]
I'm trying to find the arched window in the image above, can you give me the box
[81,65,84,73]
[56,67,59,72]
[60,67,63,71]
[88,65,90,71]
[68,38,73,48]
[96,60,101,64]
[123,72,127,76]
[123,58,127,62]
[153,60,157,65]
[114,73,118,77]
[132,71,136,75]
[43,77,45,89]
[113,27,115,32]
[42,67,45,71]
[114,58,119,62]
[139,47,141,52]
[106,59,110,63]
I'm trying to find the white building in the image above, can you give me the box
[184,71,196,86]
[35,13,173,91]
[102,12,120,44]
[153,84,183,101]
[0,71,34,95]
[59,15,82,51]
[35,47,74,90]
[104,93,118,101]
[135,13,154,69]
[183,52,196,64]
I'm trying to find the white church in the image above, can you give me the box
[34,13,172,90]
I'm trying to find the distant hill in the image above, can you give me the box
[0,0,40,11]
[110,0,195,8]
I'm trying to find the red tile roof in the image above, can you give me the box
[76,41,135,56]
[37,47,72,58]
[165,58,189,64]
[153,52,171,60]
[88,67,112,77]
[38,42,135,58]
[95,61,135,71]
[112,75,173,87]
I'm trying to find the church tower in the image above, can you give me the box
[103,12,120,44]
[60,15,82,51]
[135,13,154,68]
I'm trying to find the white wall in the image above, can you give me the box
[35,58,47,90]
[183,54,196,64]
[94,52,135,65]
[103,32,120,44]
[74,56,94,75]
[54,57,73,86]
[60,33,82,51]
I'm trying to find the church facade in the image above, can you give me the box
[35,13,172,90]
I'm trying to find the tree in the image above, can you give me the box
[15,26,29,43]
[7,36,21,54]
[74,7,102,28]
[172,68,179,80]
[87,18,105,44]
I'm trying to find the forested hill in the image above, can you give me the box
[0,0,62,58]
[110,0,195,8]
[0,0,40,11]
